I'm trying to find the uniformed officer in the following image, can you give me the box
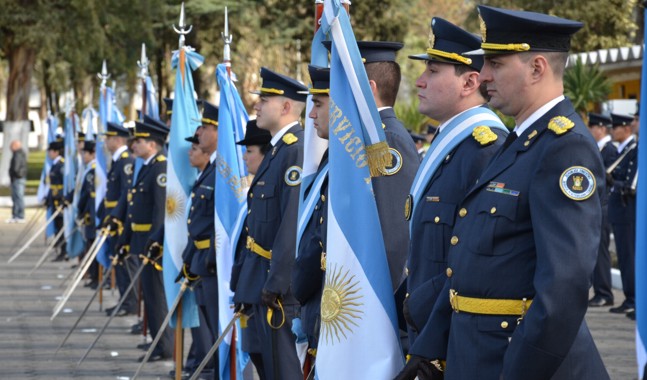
[292,65,330,369]
[587,112,616,307]
[101,121,138,316]
[233,67,307,380]
[410,132,426,161]
[402,17,507,348]
[323,39,420,290]
[118,117,173,362]
[76,140,99,287]
[176,101,220,379]
[230,119,272,380]
[46,138,67,262]
[397,6,608,380]
[608,112,637,316]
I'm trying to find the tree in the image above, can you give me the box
[563,58,611,118]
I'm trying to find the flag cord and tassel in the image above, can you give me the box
[365,141,392,177]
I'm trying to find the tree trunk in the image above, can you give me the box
[1,44,36,186]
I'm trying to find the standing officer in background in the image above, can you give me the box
[118,118,173,362]
[233,68,307,380]
[176,101,220,379]
[323,40,420,290]
[102,121,138,317]
[76,141,99,287]
[292,65,331,369]
[608,112,638,316]
[46,138,67,262]
[402,17,507,347]
[397,6,608,380]
[587,113,616,307]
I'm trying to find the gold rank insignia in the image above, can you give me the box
[404,194,413,221]
[479,14,487,42]
[121,151,129,158]
[282,133,298,145]
[548,116,574,135]
[472,126,498,146]
[428,27,436,49]
[156,155,167,162]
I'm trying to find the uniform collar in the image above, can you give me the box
[597,134,612,150]
[210,150,218,164]
[143,154,156,166]
[271,121,299,146]
[617,135,635,154]
[377,106,392,112]
[512,95,565,137]
[53,156,62,165]
[112,145,128,162]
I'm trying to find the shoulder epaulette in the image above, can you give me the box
[121,151,129,158]
[91,162,96,169]
[548,116,574,136]
[282,133,298,145]
[156,155,167,162]
[472,126,499,146]
[60,157,65,163]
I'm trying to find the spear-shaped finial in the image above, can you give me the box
[173,2,193,48]
[137,43,149,78]
[222,6,233,73]
[97,60,111,88]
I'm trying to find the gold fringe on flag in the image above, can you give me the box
[365,141,392,177]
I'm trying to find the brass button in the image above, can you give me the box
[128,214,132,218]
[459,208,467,217]
[320,217,324,224]
[450,236,459,245]
[132,189,137,193]
[261,194,264,198]
[250,193,254,198]
[247,209,251,215]
[321,194,326,202]
[201,194,205,199]
[501,321,509,329]
[129,202,133,206]
[187,219,191,224]
[490,207,497,214]
[187,232,190,236]
[446,268,453,277]
[314,205,319,210]
[524,140,530,147]
[191,206,194,211]
[191,192,195,198]
[245,226,248,232]
[434,216,440,223]
[405,267,409,276]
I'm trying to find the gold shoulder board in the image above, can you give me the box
[282,133,298,145]
[548,116,574,135]
[472,126,498,146]
[156,155,167,162]
[121,151,129,158]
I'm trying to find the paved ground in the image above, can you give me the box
[0,207,638,379]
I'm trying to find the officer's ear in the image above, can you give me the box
[529,54,548,82]
[461,71,481,97]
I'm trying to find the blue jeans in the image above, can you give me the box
[10,178,25,219]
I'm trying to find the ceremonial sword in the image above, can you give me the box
[8,206,64,263]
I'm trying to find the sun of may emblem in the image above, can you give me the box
[320,264,364,345]
[165,187,186,222]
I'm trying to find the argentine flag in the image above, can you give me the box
[38,114,58,239]
[214,63,250,380]
[63,112,85,258]
[162,46,202,328]
[316,1,404,378]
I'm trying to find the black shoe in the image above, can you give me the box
[131,321,143,335]
[137,342,151,350]
[114,308,135,317]
[138,353,170,363]
[51,252,67,262]
[627,311,636,321]
[105,305,118,316]
[84,280,98,289]
[588,296,614,307]
[610,303,635,314]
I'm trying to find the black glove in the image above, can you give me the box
[234,303,250,313]
[393,355,444,380]
[261,289,280,310]
[102,217,120,232]
[205,253,216,274]
[605,172,614,188]
[402,296,418,333]
[117,244,130,260]
[145,241,162,260]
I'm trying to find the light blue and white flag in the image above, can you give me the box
[63,112,85,258]
[162,46,202,328]
[214,63,250,380]
[634,6,647,379]
[315,1,403,378]
[296,13,330,253]
[143,76,160,121]
[38,113,59,239]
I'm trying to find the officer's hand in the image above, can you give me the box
[145,241,162,260]
[393,355,444,380]
[606,172,614,188]
[205,253,216,274]
[102,217,120,232]
[261,289,280,310]
[402,296,418,333]
[117,244,130,260]
[175,263,199,284]
[234,303,248,313]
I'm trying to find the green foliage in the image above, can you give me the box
[394,101,432,133]
[564,58,611,116]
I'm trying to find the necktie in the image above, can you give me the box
[501,132,518,151]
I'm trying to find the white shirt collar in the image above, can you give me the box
[270,121,299,146]
[53,156,62,165]
[377,106,391,112]
[437,105,483,134]
[112,145,128,162]
[617,135,635,154]
[210,150,218,164]
[513,95,565,137]
[597,135,612,150]
[143,154,156,165]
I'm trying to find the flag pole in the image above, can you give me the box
[138,43,150,119]
[222,6,233,78]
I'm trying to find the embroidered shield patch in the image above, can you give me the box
[157,173,167,187]
[559,166,595,201]
[378,148,403,176]
[285,166,302,186]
